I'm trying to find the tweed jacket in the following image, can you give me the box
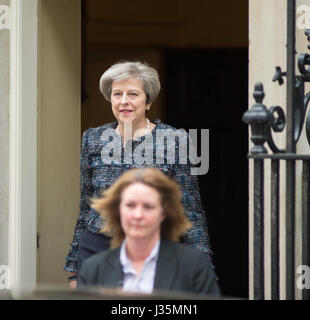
[78,239,220,296]
[65,119,211,273]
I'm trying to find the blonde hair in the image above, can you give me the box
[91,168,192,248]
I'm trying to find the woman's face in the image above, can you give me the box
[119,183,165,243]
[111,78,151,125]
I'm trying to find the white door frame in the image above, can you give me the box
[9,0,37,289]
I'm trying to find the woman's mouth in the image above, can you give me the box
[132,224,144,228]
[120,109,133,115]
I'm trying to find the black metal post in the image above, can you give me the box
[271,159,280,299]
[244,0,310,301]
[254,159,264,299]
[285,0,296,300]
[302,160,310,300]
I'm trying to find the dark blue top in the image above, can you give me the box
[65,119,211,273]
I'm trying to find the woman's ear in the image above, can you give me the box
[160,211,166,223]
[146,102,152,111]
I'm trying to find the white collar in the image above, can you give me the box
[120,239,161,273]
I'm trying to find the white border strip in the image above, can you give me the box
[9,0,22,289]
[9,0,37,289]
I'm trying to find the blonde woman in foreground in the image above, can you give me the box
[78,168,220,296]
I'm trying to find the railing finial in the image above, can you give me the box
[253,82,265,103]
[242,82,273,154]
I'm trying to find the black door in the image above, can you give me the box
[163,48,248,298]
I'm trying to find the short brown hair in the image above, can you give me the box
[91,168,192,248]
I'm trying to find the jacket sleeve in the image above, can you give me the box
[64,129,93,273]
[77,257,91,287]
[193,251,221,296]
[171,132,212,256]
[77,254,99,287]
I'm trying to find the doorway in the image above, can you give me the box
[164,49,248,297]
[81,0,248,298]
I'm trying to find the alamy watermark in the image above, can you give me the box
[100,126,209,175]
[0,265,10,289]
[296,265,310,290]
[0,5,10,30]
[297,5,310,29]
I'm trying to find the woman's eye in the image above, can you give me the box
[129,92,138,97]
[112,92,122,98]
[144,204,154,209]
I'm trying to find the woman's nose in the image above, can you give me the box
[120,94,128,104]
[133,206,143,218]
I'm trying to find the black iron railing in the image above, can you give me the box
[243,0,310,300]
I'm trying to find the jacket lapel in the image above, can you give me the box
[104,248,124,287]
[153,239,178,291]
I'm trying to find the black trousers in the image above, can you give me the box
[77,229,111,273]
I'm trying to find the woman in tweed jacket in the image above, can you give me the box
[64,61,213,288]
